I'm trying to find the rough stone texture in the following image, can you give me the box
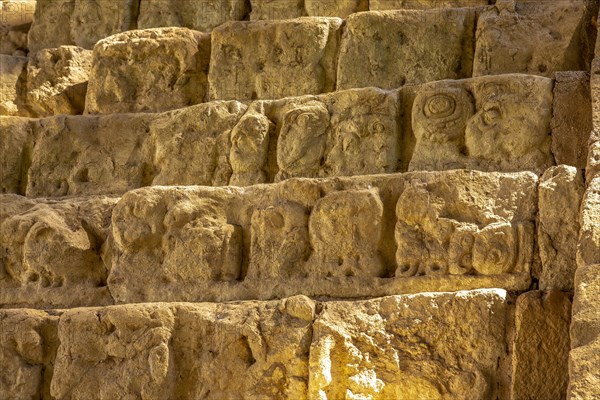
[474,0,588,77]
[208,18,342,100]
[0,116,32,194]
[85,27,210,114]
[25,45,92,117]
[70,0,139,49]
[538,166,585,291]
[0,309,60,399]
[50,298,313,399]
[569,264,600,400]
[336,9,475,90]
[304,0,368,17]
[139,0,250,32]
[310,289,510,399]
[551,71,592,169]
[0,194,117,308]
[108,170,536,303]
[250,0,368,19]
[0,54,27,116]
[408,74,554,174]
[0,0,35,55]
[588,140,600,182]
[147,100,248,187]
[577,176,600,269]
[26,113,154,197]
[511,290,571,400]
[370,0,489,9]
[27,0,75,53]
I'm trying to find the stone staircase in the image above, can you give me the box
[1,0,599,399]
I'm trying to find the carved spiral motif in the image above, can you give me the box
[424,94,457,119]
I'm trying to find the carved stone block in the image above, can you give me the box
[0,54,27,116]
[208,18,342,100]
[139,0,250,32]
[409,75,554,174]
[0,116,31,194]
[473,0,588,76]
[577,177,600,268]
[85,28,210,114]
[370,0,488,9]
[310,290,510,399]
[27,0,75,53]
[0,194,117,308]
[337,9,475,89]
[249,0,306,20]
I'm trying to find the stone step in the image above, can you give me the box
[1,74,591,197]
[0,289,572,399]
[3,0,594,117]
[0,168,585,308]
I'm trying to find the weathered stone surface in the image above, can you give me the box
[272,87,400,181]
[148,101,248,187]
[70,0,139,49]
[0,0,35,55]
[538,166,584,291]
[370,0,489,9]
[25,45,92,117]
[0,116,32,194]
[249,0,306,20]
[588,141,600,182]
[511,290,571,400]
[337,9,475,90]
[0,194,117,308]
[408,74,554,174]
[0,54,27,116]
[208,18,342,100]
[26,114,154,197]
[551,71,592,169]
[569,264,600,400]
[85,27,210,114]
[108,170,536,303]
[50,298,313,399]
[139,0,250,31]
[0,309,60,399]
[27,0,75,53]
[474,0,588,76]
[577,177,600,269]
[305,0,368,17]
[310,289,510,399]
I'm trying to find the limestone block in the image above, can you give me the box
[511,290,571,400]
[551,71,592,169]
[85,28,210,114]
[473,0,588,76]
[408,74,554,174]
[0,194,117,308]
[309,289,510,399]
[149,101,248,187]
[50,298,313,399]
[0,54,27,116]
[538,166,584,291]
[0,309,60,399]
[577,177,600,268]
[27,0,75,53]
[395,170,537,279]
[0,0,35,55]
[70,0,139,49]
[370,0,489,9]
[25,45,92,117]
[568,264,600,400]
[208,17,342,100]
[26,114,154,197]
[249,0,306,20]
[139,0,250,31]
[587,141,600,182]
[0,116,32,194]
[109,170,536,303]
[336,9,475,90]
[273,88,401,181]
[304,0,368,17]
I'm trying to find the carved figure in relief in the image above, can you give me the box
[323,115,392,176]
[230,108,272,186]
[161,199,242,282]
[275,101,329,180]
[308,189,385,277]
[247,202,310,279]
[410,87,474,170]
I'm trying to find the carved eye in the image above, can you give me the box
[424,94,456,119]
